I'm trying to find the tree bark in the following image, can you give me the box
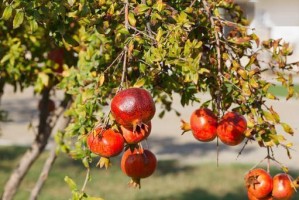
[29,111,70,200]
[1,88,53,200]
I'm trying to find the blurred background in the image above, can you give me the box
[1,0,299,199]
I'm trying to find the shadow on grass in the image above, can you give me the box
[139,187,247,200]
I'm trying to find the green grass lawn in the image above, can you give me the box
[269,84,299,97]
[1,147,298,200]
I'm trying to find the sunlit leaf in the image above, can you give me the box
[13,10,24,29]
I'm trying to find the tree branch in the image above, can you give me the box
[29,106,71,200]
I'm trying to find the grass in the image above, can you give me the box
[269,84,299,97]
[1,147,299,200]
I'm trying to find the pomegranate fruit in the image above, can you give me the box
[245,168,273,199]
[48,48,64,73]
[38,99,55,113]
[121,148,157,188]
[111,88,155,130]
[120,121,151,144]
[87,127,124,168]
[189,108,218,142]
[217,111,247,146]
[272,173,295,200]
[247,191,273,200]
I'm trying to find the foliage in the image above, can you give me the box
[0,0,298,199]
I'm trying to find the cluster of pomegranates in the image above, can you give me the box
[245,168,299,200]
[87,88,157,188]
[181,108,247,146]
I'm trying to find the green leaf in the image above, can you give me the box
[29,19,38,33]
[133,78,146,88]
[134,4,150,14]
[128,12,136,27]
[87,197,104,200]
[64,176,77,190]
[281,122,294,135]
[13,10,24,29]
[1,6,13,20]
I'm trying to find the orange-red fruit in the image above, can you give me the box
[217,111,247,146]
[247,191,273,200]
[111,88,156,128]
[190,108,218,142]
[120,121,151,144]
[87,127,124,158]
[272,173,295,200]
[245,168,273,199]
[121,148,157,180]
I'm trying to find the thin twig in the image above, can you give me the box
[124,0,129,30]
[236,138,250,160]
[120,46,128,90]
[128,25,156,42]
[104,51,125,73]
[81,167,90,192]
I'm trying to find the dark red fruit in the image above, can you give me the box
[190,108,218,142]
[245,168,273,199]
[120,121,151,144]
[48,48,64,73]
[87,127,124,158]
[38,99,55,112]
[111,88,155,129]
[272,173,295,200]
[217,111,247,146]
[121,148,157,188]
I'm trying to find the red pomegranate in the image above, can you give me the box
[48,48,64,73]
[245,168,273,199]
[111,88,155,129]
[217,111,247,146]
[272,173,295,200]
[190,108,218,142]
[121,148,157,188]
[87,127,125,168]
[120,121,151,144]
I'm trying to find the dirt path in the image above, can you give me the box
[1,85,298,170]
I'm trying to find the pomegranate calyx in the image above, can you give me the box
[180,119,191,134]
[96,157,111,169]
[293,177,299,189]
[129,178,141,189]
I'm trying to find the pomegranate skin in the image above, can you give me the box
[217,111,247,146]
[120,121,151,144]
[190,108,218,142]
[121,149,157,179]
[272,173,295,200]
[87,128,124,158]
[111,88,156,128]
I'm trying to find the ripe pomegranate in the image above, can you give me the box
[245,168,273,199]
[121,148,157,188]
[38,99,55,113]
[217,111,247,146]
[120,121,151,144]
[111,88,155,130]
[48,48,64,73]
[247,191,273,200]
[272,173,295,200]
[189,108,218,142]
[87,127,124,168]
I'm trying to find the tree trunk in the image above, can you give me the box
[1,88,52,200]
[29,111,70,200]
